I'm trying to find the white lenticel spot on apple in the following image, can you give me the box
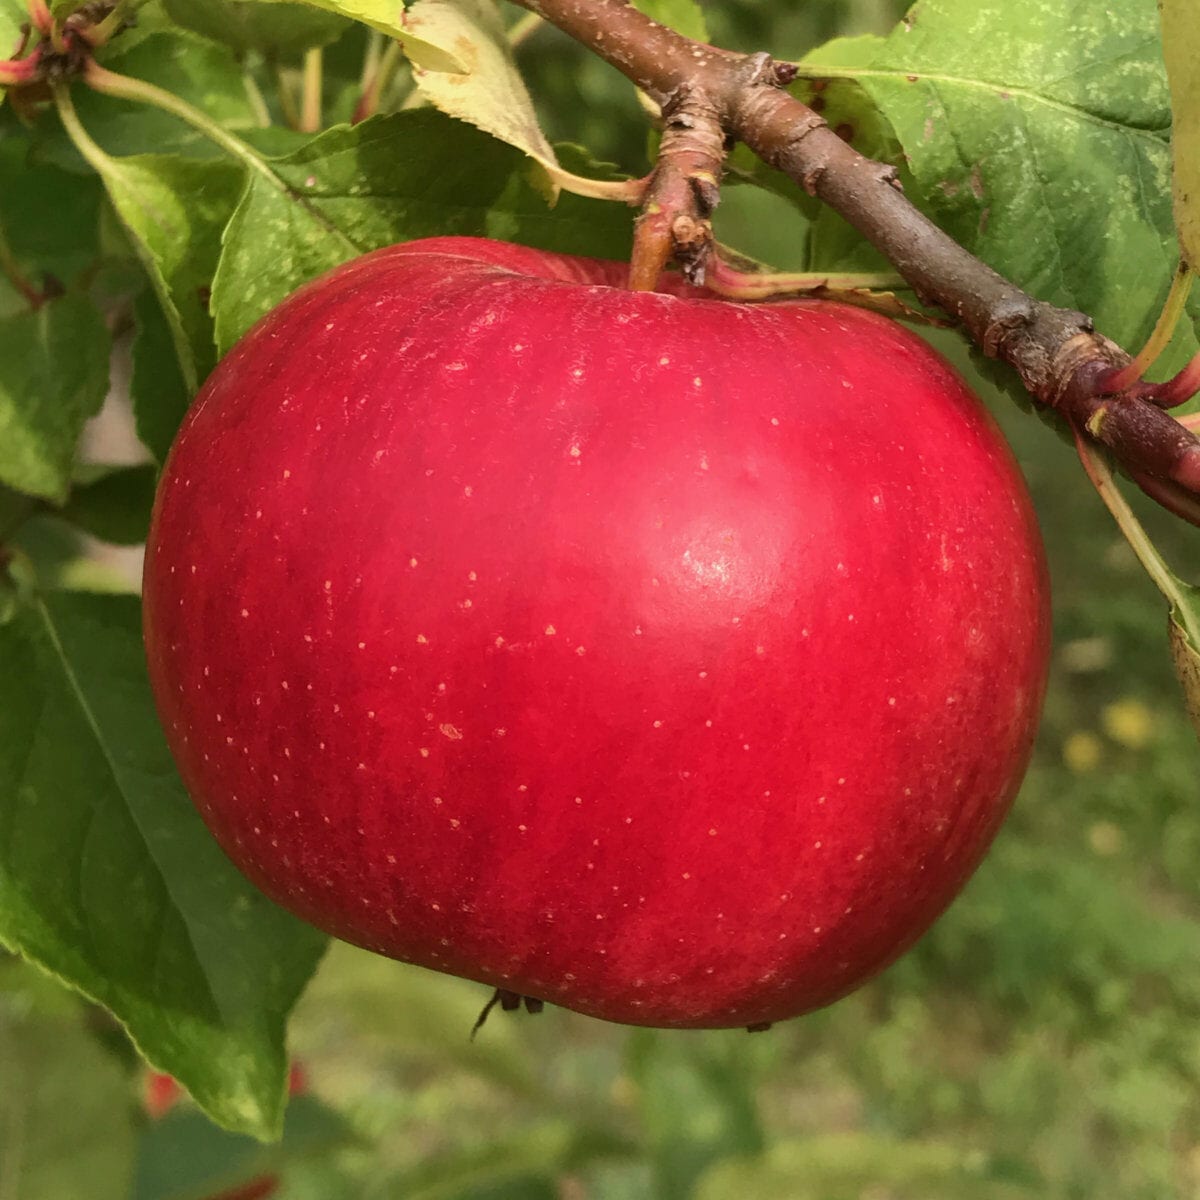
[419,748,429,758]
[449,819,460,829]
[461,598,473,609]
[518,784,528,792]
[433,796,443,805]
[855,853,864,862]
[659,356,670,365]
[569,444,582,458]
[653,720,663,728]
[439,723,463,740]
[705,719,713,727]
[575,796,583,805]
[463,485,473,497]
[544,624,557,635]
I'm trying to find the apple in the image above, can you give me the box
[143,236,1050,1029]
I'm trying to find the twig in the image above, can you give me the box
[300,47,322,133]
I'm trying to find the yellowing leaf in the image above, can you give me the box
[401,0,562,195]
[283,0,468,70]
[1160,0,1200,269]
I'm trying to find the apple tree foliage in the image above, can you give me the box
[1,0,1199,1196]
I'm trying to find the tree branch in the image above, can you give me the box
[512,0,1200,519]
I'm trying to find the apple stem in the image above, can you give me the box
[509,0,1200,527]
[629,81,728,289]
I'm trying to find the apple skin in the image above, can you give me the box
[143,236,1050,1029]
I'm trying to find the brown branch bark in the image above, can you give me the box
[514,0,1200,520]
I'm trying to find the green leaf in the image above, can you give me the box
[132,1094,356,1200]
[131,288,193,464]
[1168,587,1200,742]
[211,110,634,352]
[632,0,708,42]
[54,85,243,401]
[0,139,105,287]
[801,0,1198,372]
[626,1030,765,1200]
[0,591,328,1139]
[693,1133,1039,1200]
[84,152,242,393]
[1160,0,1200,269]
[0,964,136,1200]
[0,295,111,503]
[161,0,350,56]
[56,463,158,546]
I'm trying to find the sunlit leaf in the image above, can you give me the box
[400,0,563,196]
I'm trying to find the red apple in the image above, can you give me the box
[143,236,1050,1029]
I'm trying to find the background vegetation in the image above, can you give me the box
[3,1,1199,1198]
